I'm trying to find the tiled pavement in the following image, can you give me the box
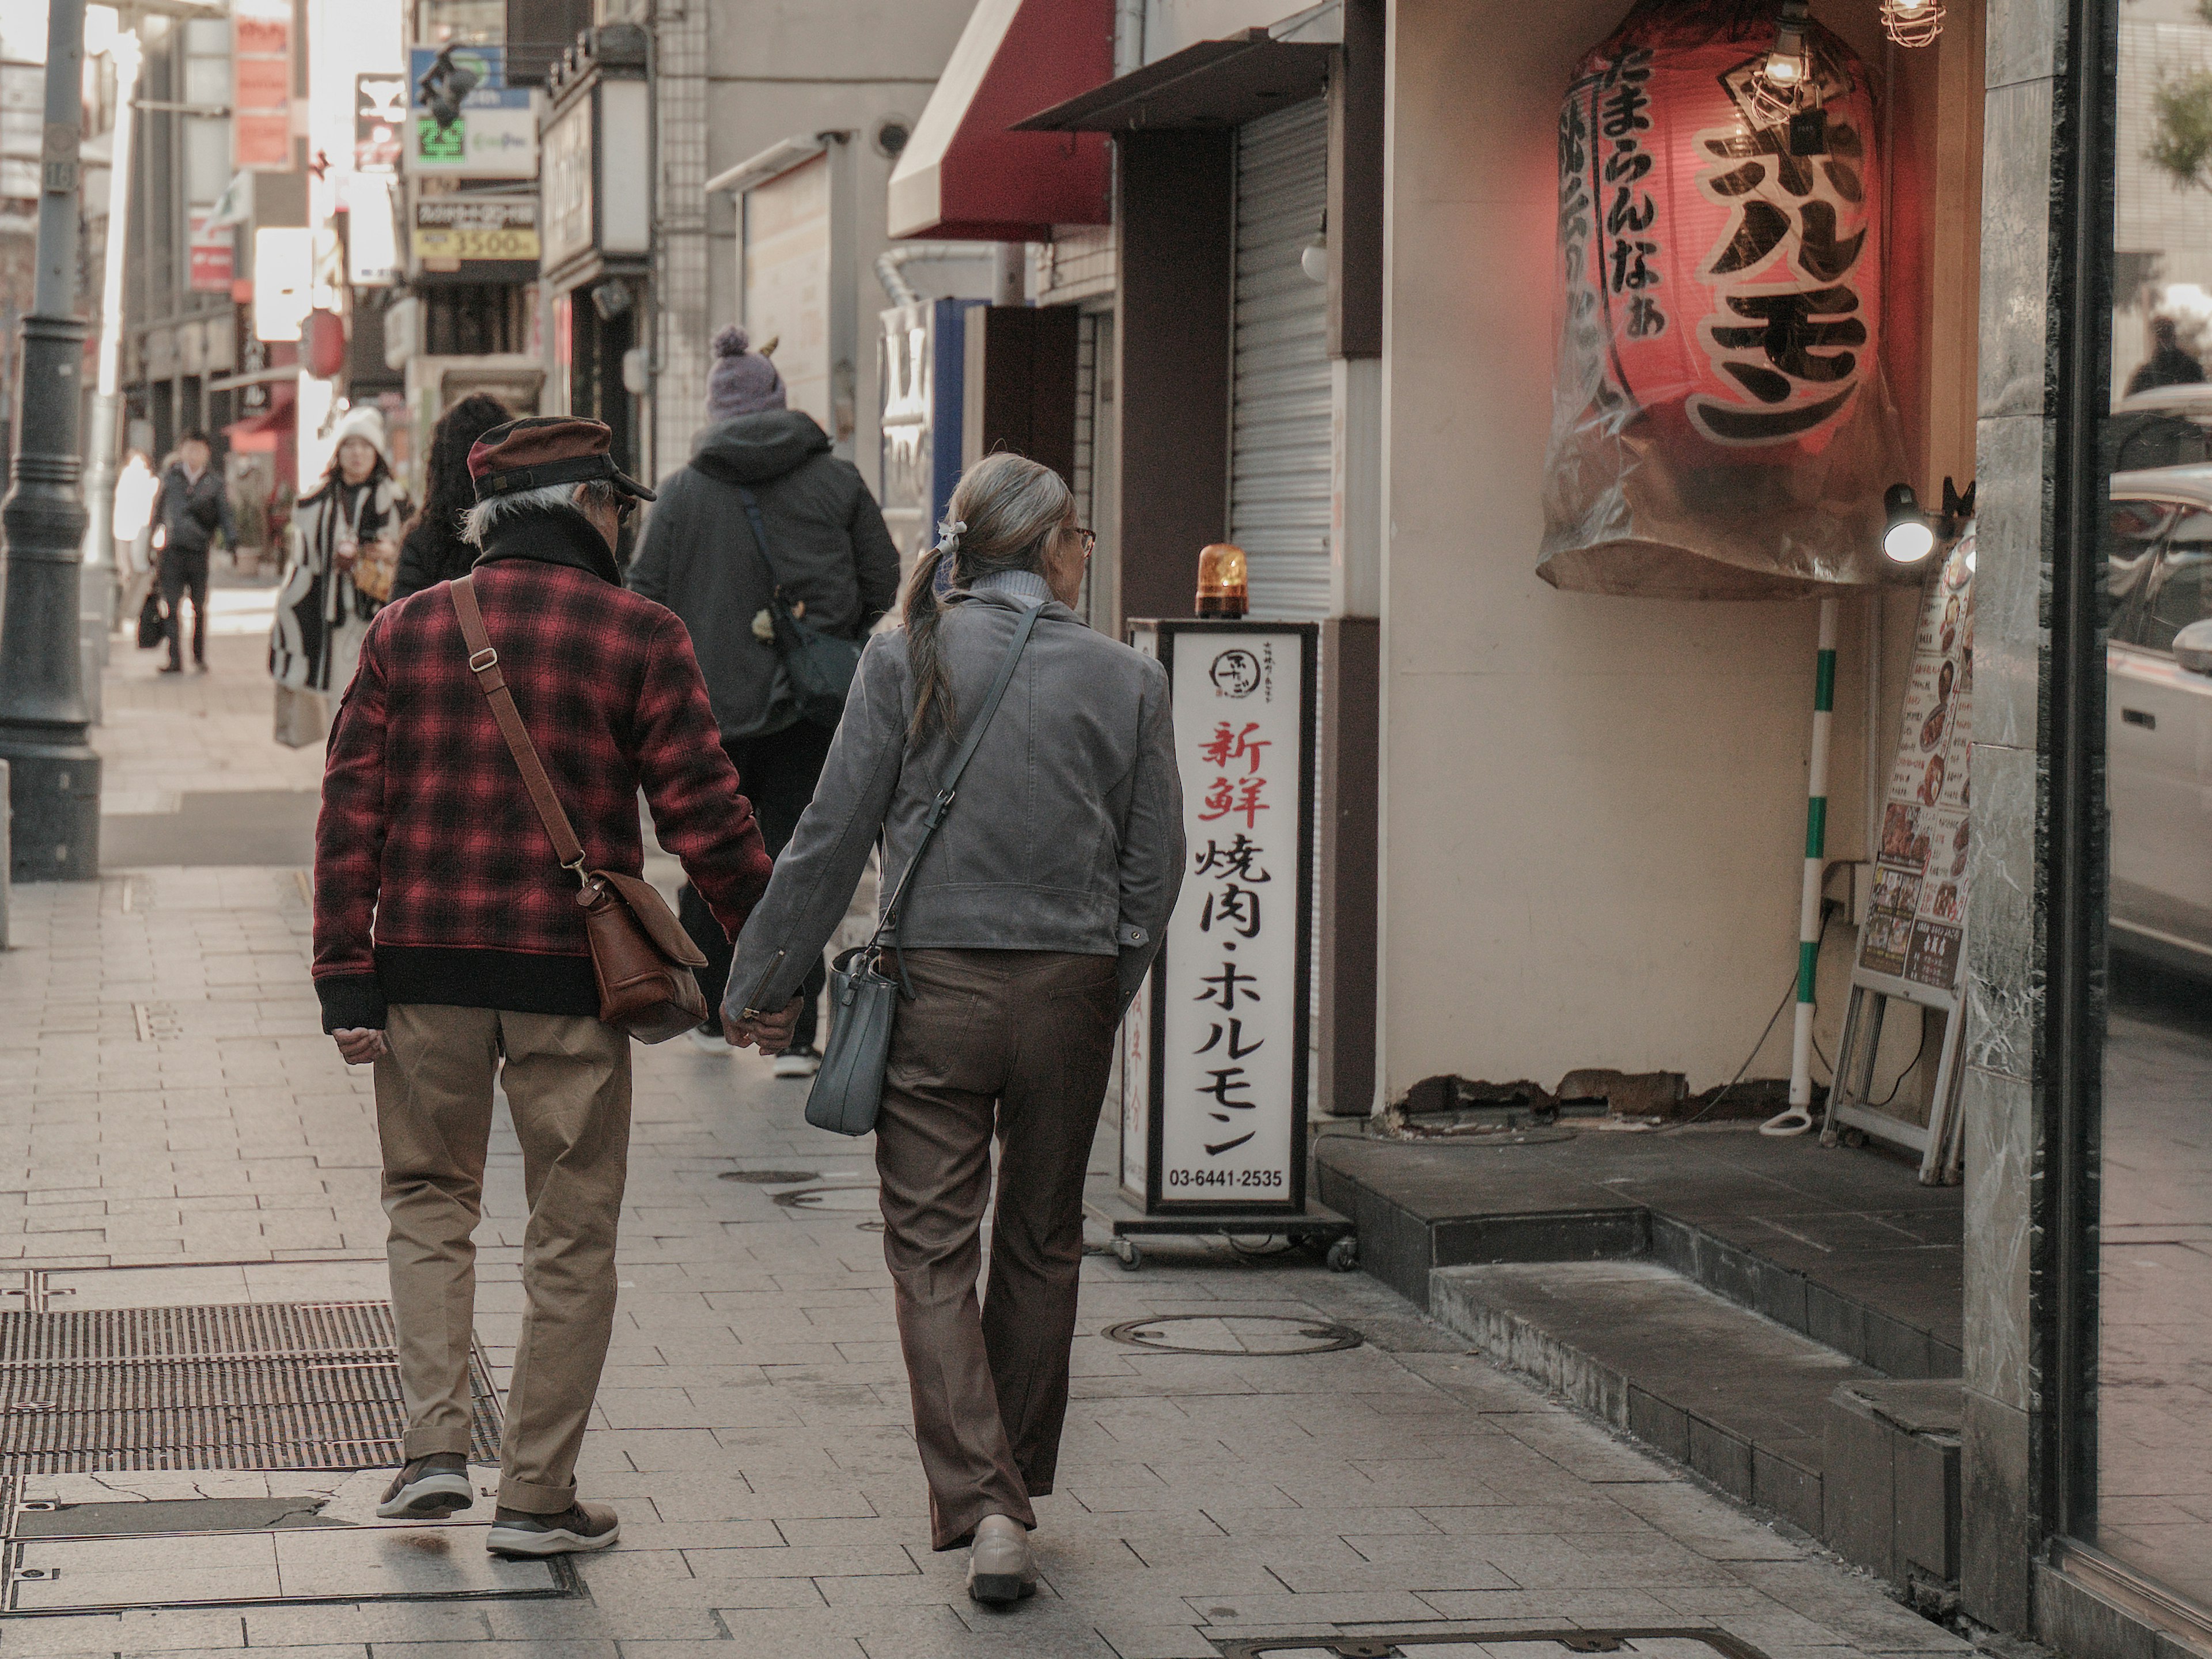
[0,621,1981,1658]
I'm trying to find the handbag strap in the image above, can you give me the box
[449,574,590,882]
[875,599,1044,950]
[736,486,785,597]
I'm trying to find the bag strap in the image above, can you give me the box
[736,486,785,596]
[449,575,590,883]
[875,599,1044,953]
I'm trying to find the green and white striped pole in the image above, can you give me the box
[1764,597,1838,1137]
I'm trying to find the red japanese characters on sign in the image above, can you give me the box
[1120,626,1313,1214]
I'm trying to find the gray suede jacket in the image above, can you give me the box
[724,588,1184,1018]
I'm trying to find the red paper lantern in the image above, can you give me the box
[1555,0,1880,461]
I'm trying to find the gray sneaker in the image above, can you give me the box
[486,1499,620,1556]
[375,1453,473,1520]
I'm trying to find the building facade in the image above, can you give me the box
[899,0,2212,1654]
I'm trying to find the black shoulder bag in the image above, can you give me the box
[801,601,1043,1135]
[738,486,865,729]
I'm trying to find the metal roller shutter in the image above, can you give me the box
[1231,98,1331,622]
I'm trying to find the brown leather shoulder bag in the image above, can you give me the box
[449,575,710,1044]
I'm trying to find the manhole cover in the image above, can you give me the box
[1100,1314,1362,1356]
[772,1186,880,1213]
[718,1169,822,1184]
[1215,1628,1771,1659]
[0,1304,500,1473]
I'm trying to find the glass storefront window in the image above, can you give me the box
[2090,0,2212,1616]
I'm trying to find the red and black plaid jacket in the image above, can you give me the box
[311,507,772,1032]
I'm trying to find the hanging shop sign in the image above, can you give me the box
[540,74,650,284]
[232,0,293,173]
[1538,0,1906,599]
[406,47,536,180]
[188,215,234,292]
[355,73,406,173]
[1859,533,1975,994]
[1120,622,1316,1215]
[412,195,539,270]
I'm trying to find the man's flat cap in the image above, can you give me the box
[468,416,656,503]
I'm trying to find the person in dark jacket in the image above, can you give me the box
[315,416,774,1559]
[628,325,902,1069]
[389,393,512,603]
[151,430,239,673]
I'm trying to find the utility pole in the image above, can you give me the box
[0,0,99,881]
[80,26,145,686]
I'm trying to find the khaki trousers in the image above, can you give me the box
[873,949,1119,1551]
[373,1003,631,1514]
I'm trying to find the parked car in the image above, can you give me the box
[2113,384,2212,472]
[2108,468,2212,975]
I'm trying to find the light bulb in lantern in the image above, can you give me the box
[1749,0,1813,124]
[1881,0,1945,46]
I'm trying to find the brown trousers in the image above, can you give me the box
[373,1003,632,1514]
[874,949,1120,1551]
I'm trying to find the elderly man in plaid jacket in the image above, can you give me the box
[313,417,779,1558]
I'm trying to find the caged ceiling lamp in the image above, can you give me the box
[1880,0,1945,46]
[1749,0,1813,124]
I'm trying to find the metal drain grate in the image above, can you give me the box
[0,1304,499,1473]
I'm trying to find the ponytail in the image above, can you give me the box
[902,453,1073,742]
[903,539,953,741]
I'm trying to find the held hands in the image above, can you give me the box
[722,998,803,1054]
[332,1027,388,1066]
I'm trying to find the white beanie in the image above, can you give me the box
[332,404,390,465]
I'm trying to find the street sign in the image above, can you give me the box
[1122,621,1317,1216]
[412,195,539,267]
[233,0,291,172]
[406,47,536,179]
[355,73,406,173]
[188,215,233,291]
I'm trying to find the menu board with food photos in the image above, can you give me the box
[1857,528,1975,994]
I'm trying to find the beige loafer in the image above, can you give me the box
[965,1513,1036,1604]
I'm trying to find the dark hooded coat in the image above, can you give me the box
[626,409,901,741]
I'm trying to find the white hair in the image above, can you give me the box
[461,479,620,547]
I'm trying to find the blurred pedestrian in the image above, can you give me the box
[628,325,900,1070]
[724,454,1184,1604]
[112,448,158,623]
[150,429,237,673]
[391,392,512,603]
[313,416,774,1558]
[272,407,406,738]
[2128,315,2206,396]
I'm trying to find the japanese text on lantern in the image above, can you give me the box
[1689,51,1871,446]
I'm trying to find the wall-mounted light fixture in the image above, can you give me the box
[1880,0,1945,47]
[1883,476,1975,563]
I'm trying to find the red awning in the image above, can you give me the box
[224,384,297,481]
[887,0,1112,241]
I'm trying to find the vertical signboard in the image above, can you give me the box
[1857,531,1975,994]
[232,0,292,172]
[1123,622,1316,1214]
[188,216,234,291]
[355,73,406,173]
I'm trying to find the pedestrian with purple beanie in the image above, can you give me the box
[628,327,901,1071]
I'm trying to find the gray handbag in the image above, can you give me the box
[804,601,1044,1136]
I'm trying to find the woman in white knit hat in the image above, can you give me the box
[272,404,409,741]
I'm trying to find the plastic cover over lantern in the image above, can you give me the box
[1537,0,1908,599]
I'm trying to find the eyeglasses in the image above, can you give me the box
[616,495,639,522]
[1074,526,1096,556]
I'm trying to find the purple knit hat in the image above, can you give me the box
[706,326,786,421]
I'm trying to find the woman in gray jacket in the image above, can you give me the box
[724,453,1184,1605]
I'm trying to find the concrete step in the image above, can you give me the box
[1429,1259,1876,1536]
[1316,1130,1964,1380]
